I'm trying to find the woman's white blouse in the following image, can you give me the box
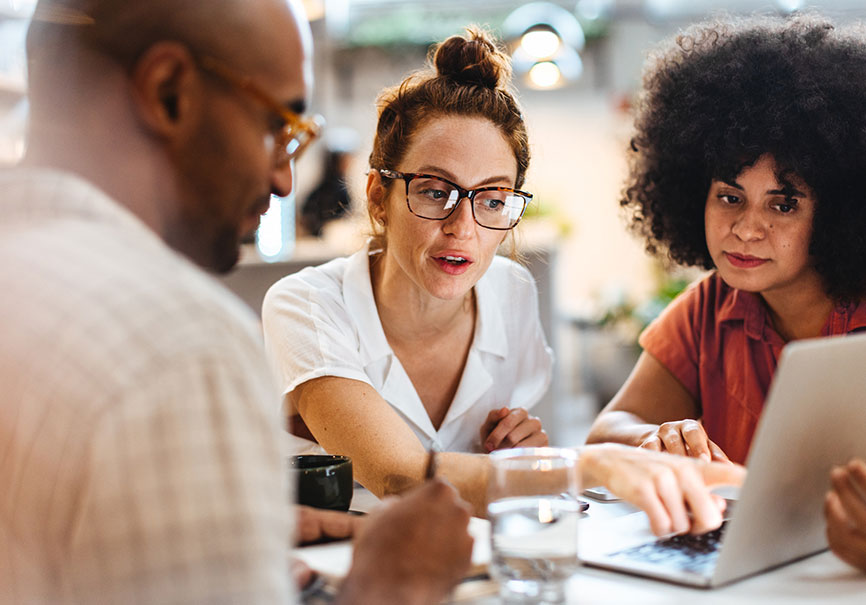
[261,244,554,453]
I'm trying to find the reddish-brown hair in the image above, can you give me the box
[369,26,529,187]
[367,27,530,254]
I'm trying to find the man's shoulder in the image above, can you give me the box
[0,193,268,430]
[2,196,260,372]
[102,246,261,356]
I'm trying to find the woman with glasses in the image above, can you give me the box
[262,28,742,528]
[265,24,549,463]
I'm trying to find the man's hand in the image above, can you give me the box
[295,505,365,546]
[337,479,473,605]
[480,407,547,452]
[639,419,730,463]
[826,459,866,572]
[582,443,745,536]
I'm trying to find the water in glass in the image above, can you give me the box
[489,495,580,603]
[487,448,580,603]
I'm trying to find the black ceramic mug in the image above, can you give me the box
[289,454,353,511]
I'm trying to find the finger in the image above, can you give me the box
[495,416,543,450]
[478,407,508,443]
[845,459,866,500]
[514,426,548,448]
[827,490,866,546]
[832,468,866,529]
[297,506,364,544]
[290,558,316,590]
[640,436,663,452]
[680,421,712,462]
[826,491,866,571]
[320,509,365,540]
[699,460,747,488]
[624,482,676,537]
[674,464,724,534]
[708,440,731,463]
[826,490,850,527]
[656,424,689,457]
[827,519,866,571]
[652,469,692,535]
[479,407,509,444]
[484,407,509,427]
[484,408,529,452]
[296,506,323,544]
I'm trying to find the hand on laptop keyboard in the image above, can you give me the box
[581,444,746,537]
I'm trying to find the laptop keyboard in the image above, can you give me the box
[606,521,729,575]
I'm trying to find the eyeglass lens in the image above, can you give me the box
[407,176,527,229]
[274,115,324,167]
[275,130,308,166]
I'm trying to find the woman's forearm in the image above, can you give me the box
[433,452,491,517]
[585,410,659,447]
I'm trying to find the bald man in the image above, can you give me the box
[0,1,471,603]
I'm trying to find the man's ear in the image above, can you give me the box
[128,41,199,137]
[366,169,388,225]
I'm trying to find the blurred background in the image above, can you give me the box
[3,0,865,443]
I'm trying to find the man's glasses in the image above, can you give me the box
[197,55,324,167]
[377,169,532,231]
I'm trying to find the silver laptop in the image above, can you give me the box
[581,332,866,587]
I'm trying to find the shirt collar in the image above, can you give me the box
[340,245,509,440]
[473,261,509,359]
[716,285,767,341]
[824,301,866,335]
[342,243,511,364]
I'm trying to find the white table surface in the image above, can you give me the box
[295,486,866,604]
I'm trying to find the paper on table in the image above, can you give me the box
[294,516,492,582]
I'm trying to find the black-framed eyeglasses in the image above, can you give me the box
[377,169,532,231]
[197,55,324,167]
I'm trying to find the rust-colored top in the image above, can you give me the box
[639,273,866,464]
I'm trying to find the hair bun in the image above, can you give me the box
[433,27,512,89]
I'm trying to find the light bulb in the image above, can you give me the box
[528,61,561,89]
[520,29,561,60]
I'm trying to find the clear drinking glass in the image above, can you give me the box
[488,447,581,604]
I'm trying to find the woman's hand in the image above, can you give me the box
[825,459,866,571]
[581,443,746,536]
[480,406,548,452]
[639,419,730,463]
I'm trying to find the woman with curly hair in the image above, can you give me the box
[587,14,866,466]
